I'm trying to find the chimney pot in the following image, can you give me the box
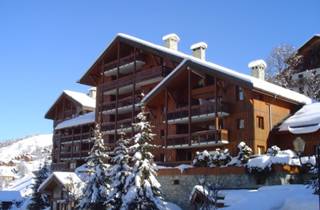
[190,42,208,60]
[162,33,180,50]
[248,59,267,80]
[88,87,97,99]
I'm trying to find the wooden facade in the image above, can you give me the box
[75,34,309,165]
[45,92,95,171]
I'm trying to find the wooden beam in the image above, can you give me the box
[165,87,168,149]
[132,47,136,136]
[188,68,191,146]
[115,41,120,142]
[214,77,219,140]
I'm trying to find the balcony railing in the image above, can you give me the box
[100,66,171,92]
[100,94,142,112]
[58,132,93,143]
[101,119,132,131]
[166,102,229,121]
[52,162,69,171]
[164,129,228,147]
[103,54,143,72]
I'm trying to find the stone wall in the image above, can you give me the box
[158,165,309,209]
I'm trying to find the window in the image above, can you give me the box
[257,116,264,129]
[173,179,180,185]
[237,119,245,129]
[160,129,164,137]
[236,86,244,101]
[298,74,304,79]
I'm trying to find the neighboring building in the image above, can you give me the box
[269,102,320,155]
[74,33,311,165]
[45,90,96,171]
[38,172,84,210]
[292,34,320,94]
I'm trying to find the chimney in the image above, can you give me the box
[248,59,267,80]
[162,33,180,50]
[88,87,96,99]
[190,42,208,60]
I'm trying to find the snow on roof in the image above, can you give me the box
[38,172,83,192]
[162,33,180,41]
[63,90,95,109]
[55,112,95,130]
[248,59,267,69]
[279,102,320,134]
[116,33,311,105]
[0,191,23,202]
[190,42,208,50]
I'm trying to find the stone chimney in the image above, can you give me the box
[88,87,96,99]
[162,33,180,50]
[190,42,208,60]
[248,59,267,80]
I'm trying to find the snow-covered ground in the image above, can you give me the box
[223,185,317,210]
[0,134,52,209]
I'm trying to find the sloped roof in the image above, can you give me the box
[38,172,83,193]
[80,33,312,105]
[279,102,320,134]
[45,90,95,119]
[298,34,320,53]
[55,112,95,130]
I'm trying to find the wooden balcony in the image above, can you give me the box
[99,94,142,112]
[60,150,90,160]
[101,119,132,132]
[58,132,93,143]
[164,129,229,148]
[103,54,143,74]
[165,103,230,123]
[100,66,171,92]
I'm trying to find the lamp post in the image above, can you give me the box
[293,137,306,166]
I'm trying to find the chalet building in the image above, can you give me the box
[45,90,96,171]
[292,34,320,94]
[269,102,320,155]
[70,33,312,166]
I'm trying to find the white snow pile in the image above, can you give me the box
[0,134,52,164]
[279,102,320,134]
[247,147,315,172]
[223,184,317,210]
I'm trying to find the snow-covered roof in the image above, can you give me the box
[63,90,95,109]
[162,33,180,41]
[0,191,23,202]
[248,59,267,69]
[55,112,95,130]
[279,102,320,134]
[38,172,83,192]
[113,33,311,105]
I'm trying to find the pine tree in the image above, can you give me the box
[27,162,50,210]
[105,131,132,210]
[121,107,167,210]
[78,125,111,210]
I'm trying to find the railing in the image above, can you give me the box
[99,94,142,112]
[101,119,132,131]
[100,66,171,92]
[58,132,93,143]
[166,102,229,121]
[165,129,228,147]
[103,54,142,72]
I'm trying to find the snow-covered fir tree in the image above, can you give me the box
[105,131,132,210]
[192,149,231,167]
[27,161,50,210]
[121,107,167,210]
[78,125,111,210]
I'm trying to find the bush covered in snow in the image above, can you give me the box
[193,149,231,167]
[228,142,253,166]
[267,145,281,156]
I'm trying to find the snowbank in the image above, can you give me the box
[55,112,95,130]
[223,185,317,210]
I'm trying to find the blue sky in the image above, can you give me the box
[0,0,319,141]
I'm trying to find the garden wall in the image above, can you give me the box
[158,165,310,209]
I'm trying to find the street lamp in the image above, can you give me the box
[293,137,306,166]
